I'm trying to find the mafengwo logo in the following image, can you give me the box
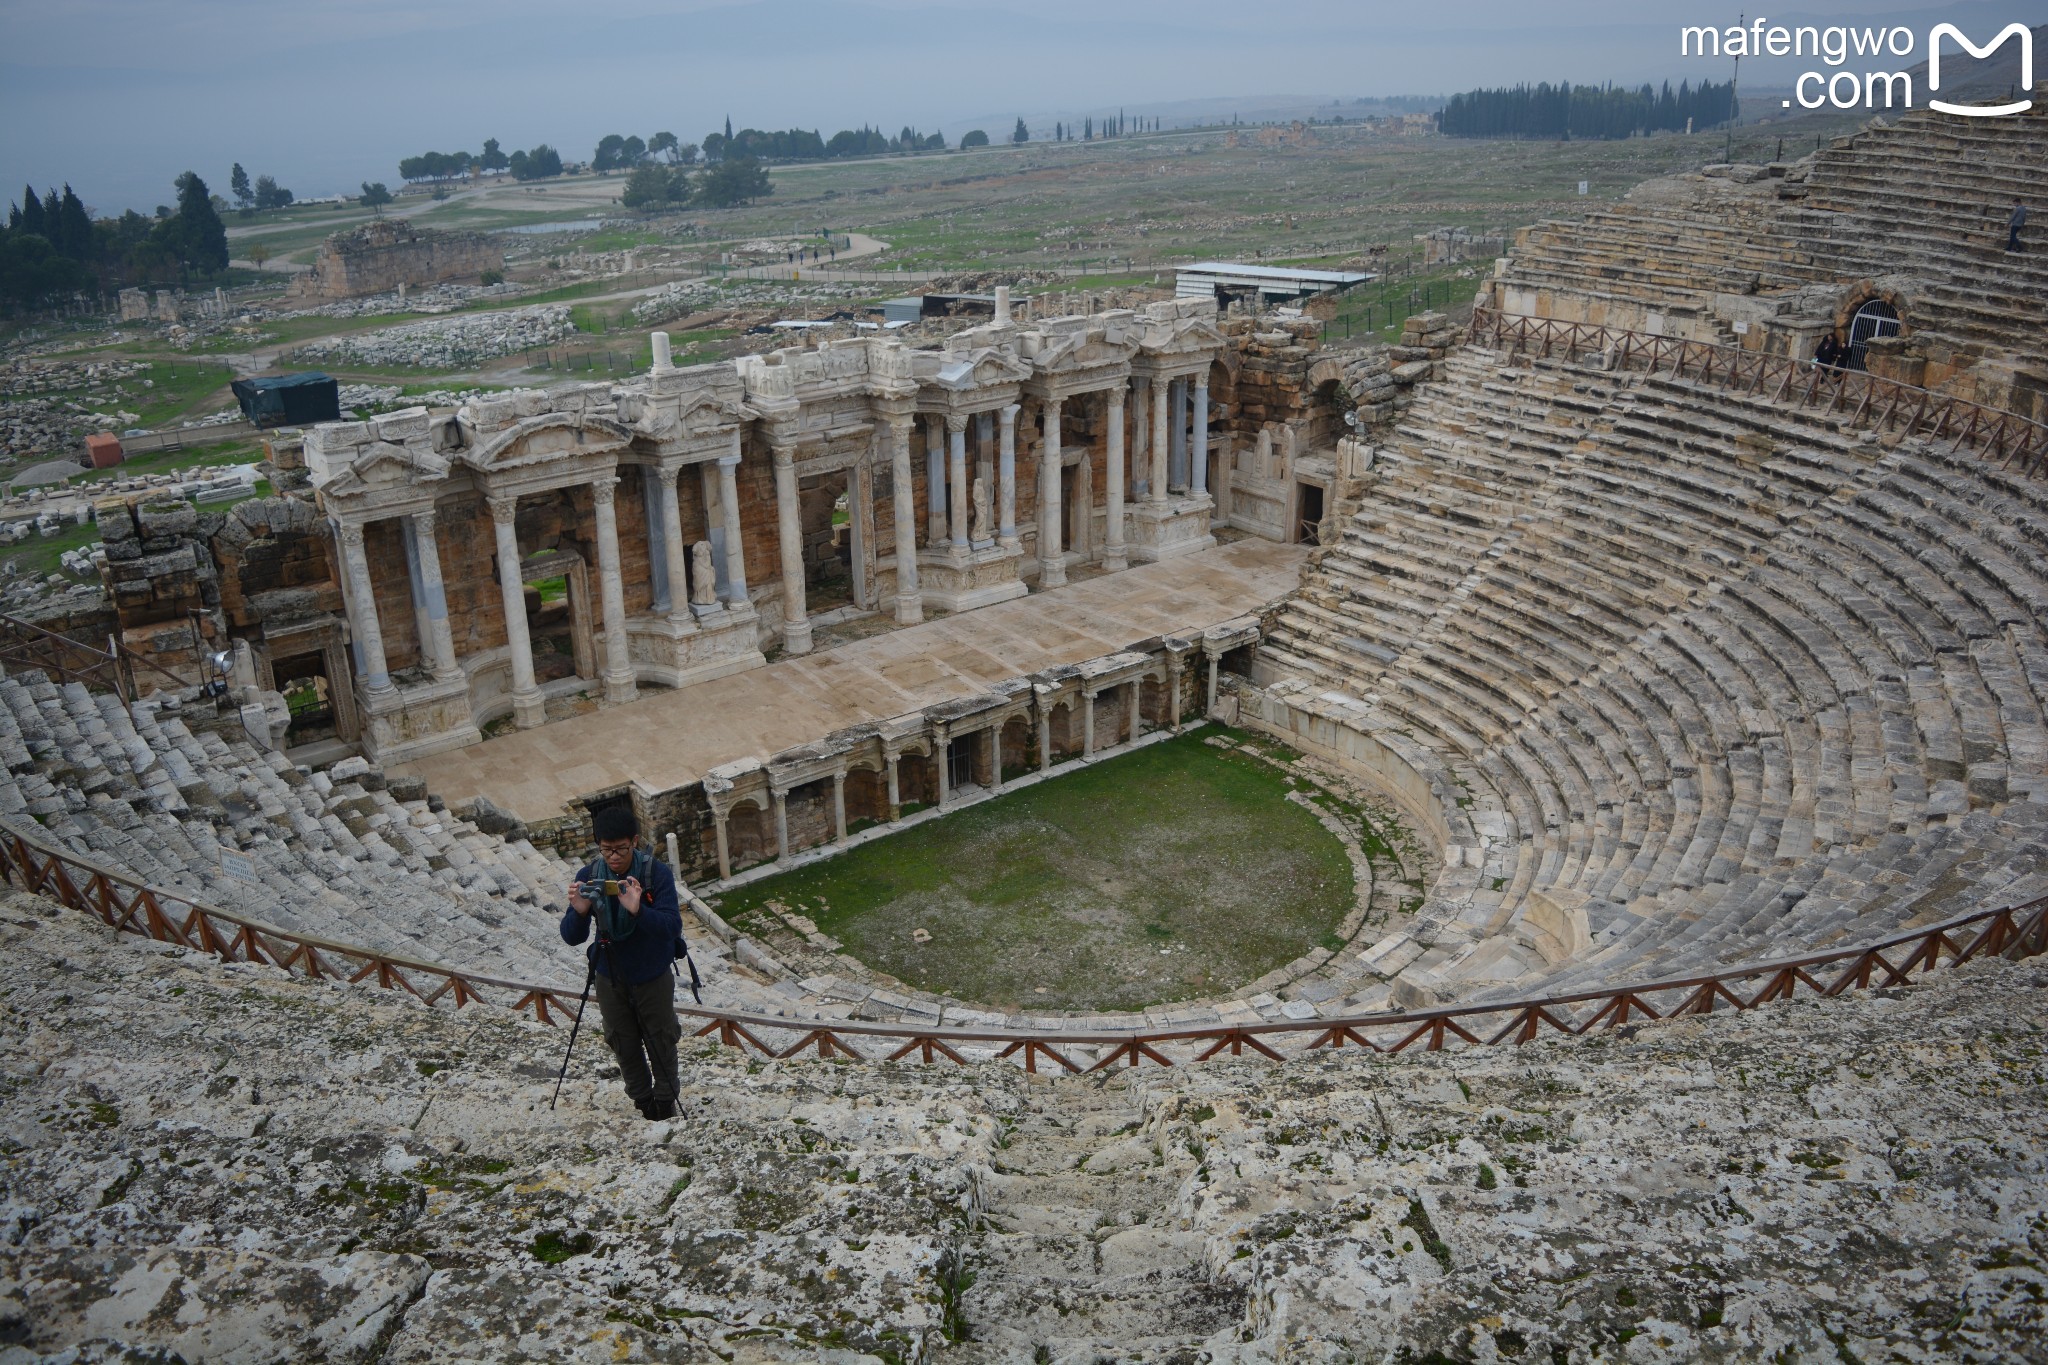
[1679,19,2033,116]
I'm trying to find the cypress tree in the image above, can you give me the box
[56,185,93,261]
[18,184,47,239]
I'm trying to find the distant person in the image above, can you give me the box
[2009,200,2027,253]
[561,807,683,1120]
[1813,332,1847,372]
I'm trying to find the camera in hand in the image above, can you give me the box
[578,878,622,898]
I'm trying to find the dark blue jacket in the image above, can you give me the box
[559,852,682,985]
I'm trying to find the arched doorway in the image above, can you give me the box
[1846,299,1900,371]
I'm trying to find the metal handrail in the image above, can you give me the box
[1466,308,2048,477]
[5,809,2042,1071]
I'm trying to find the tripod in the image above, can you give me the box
[549,930,620,1111]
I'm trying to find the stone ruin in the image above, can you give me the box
[290,219,505,301]
[6,89,2048,1360]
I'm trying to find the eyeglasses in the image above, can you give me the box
[598,840,635,856]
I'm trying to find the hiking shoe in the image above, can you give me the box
[647,1094,678,1121]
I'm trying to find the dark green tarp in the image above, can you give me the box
[230,372,340,428]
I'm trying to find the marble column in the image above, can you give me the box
[1126,679,1142,744]
[1131,379,1151,501]
[946,413,970,554]
[716,450,750,605]
[1082,689,1096,756]
[335,521,393,695]
[1166,652,1183,732]
[410,510,462,684]
[1103,388,1128,571]
[657,463,693,626]
[1206,651,1221,717]
[832,771,848,846]
[997,404,1020,551]
[1038,709,1052,773]
[924,415,947,546]
[936,734,952,808]
[885,753,902,821]
[1169,377,1188,492]
[987,727,1003,794]
[1038,396,1066,587]
[488,495,544,729]
[773,788,790,860]
[641,466,671,615]
[771,439,810,654]
[591,476,637,703]
[713,810,731,881]
[1191,377,1210,497]
[1149,378,1170,505]
[886,416,923,624]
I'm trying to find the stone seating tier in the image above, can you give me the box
[1260,343,2048,1007]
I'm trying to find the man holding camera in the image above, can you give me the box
[560,807,684,1120]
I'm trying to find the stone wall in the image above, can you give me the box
[95,494,223,683]
[291,221,504,302]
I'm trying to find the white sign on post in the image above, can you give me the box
[1578,180,1589,196]
[219,849,259,884]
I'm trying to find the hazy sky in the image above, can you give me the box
[1,0,2035,214]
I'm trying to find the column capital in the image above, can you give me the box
[590,476,617,509]
[945,412,969,434]
[1106,385,1126,413]
[335,520,366,549]
[487,494,520,525]
[717,450,743,470]
[886,412,916,436]
[769,440,797,469]
[411,507,438,534]
[1000,403,1020,424]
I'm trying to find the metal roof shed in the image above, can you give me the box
[1175,262,1373,305]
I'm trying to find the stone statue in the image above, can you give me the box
[690,541,719,607]
[971,476,992,545]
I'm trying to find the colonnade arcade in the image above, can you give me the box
[301,298,1229,764]
[699,624,1255,882]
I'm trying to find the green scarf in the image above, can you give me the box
[589,849,650,944]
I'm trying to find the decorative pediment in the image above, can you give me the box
[922,346,1033,392]
[676,392,748,432]
[1030,329,1142,375]
[319,440,449,498]
[1142,315,1228,357]
[459,411,631,472]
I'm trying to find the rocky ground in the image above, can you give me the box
[0,886,2042,1363]
[285,306,577,370]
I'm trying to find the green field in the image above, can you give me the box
[710,730,1359,1013]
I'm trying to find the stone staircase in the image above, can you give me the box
[951,1078,1233,1360]
[1260,343,2048,1004]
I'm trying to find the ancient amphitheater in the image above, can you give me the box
[5,99,2046,1362]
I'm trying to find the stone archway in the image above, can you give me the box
[1846,298,1901,372]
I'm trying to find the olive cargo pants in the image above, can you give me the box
[593,969,681,1111]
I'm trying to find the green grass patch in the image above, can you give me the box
[713,729,1354,1012]
[1,518,103,581]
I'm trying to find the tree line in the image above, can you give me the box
[699,123,949,164]
[1044,111,1160,142]
[1437,79,1737,139]
[2,172,228,315]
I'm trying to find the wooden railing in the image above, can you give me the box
[0,612,204,705]
[1468,308,2048,477]
[7,810,2043,1071]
